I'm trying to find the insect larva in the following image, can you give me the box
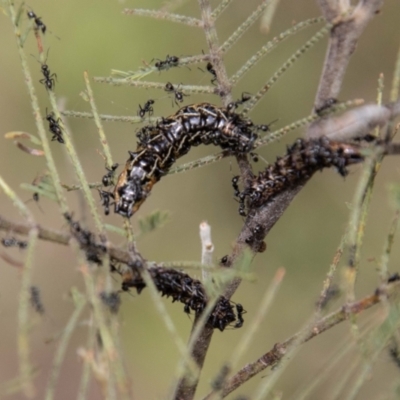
[112,102,266,218]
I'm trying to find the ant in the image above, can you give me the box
[46,111,64,143]
[1,237,28,249]
[27,10,46,34]
[98,190,114,216]
[245,224,267,253]
[315,98,338,116]
[220,255,229,265]
[165,82,188,106]
[232,175,240,197]
[227,93,252,112]
[154,55,179,71]
[33,50,57,90]
[100,291,121,314]
[206,62,217,85]
[234,303,246,328]
[138,99,155,118]
[232,175,249,216]
[102,163,119,187]
[29,286,45,314]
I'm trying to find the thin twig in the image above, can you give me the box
[220,0,272,55]
[123,8,203,27]
[44,289,86,400]
[83,71,114,168]
[230,16,324,85]
[242,23,332,114]
[207,279,400,398]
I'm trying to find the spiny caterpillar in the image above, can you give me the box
[63,214,243,330]
[121,265,242,331]
[234,137,366,215]
[105,100,268,218]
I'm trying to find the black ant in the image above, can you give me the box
[100,291,121,314]
[250,152,259,162]
[1,237,28,249]
[27,10,46,34]
[232,175,240,197]
[154,55,179,71]
[102,163,119,187]
[46,111,64,143]
[98,190,114,216]
[29,286,45,314]
[206,62,217,85]
[165,82,188,106]
[33,50,57,90]
[227,93,252,112]
[184,303,191,315]
[234,303,246,328]
[315,98,338,116]
[232,176,249,216]
[245,224,267,253]
[138,99,155,118]
[238,203,246,217]
[388,273,400,283]
[220,255,229,266]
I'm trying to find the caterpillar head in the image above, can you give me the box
[113,168,154,218]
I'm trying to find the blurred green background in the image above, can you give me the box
[1,0,400,399]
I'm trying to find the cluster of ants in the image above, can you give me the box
[136,54,218,118]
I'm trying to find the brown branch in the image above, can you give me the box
[172,1,240,398]
[314,0,384,112]
[203,278,400,399]
[307,102,400,140]
[0,214,130,265]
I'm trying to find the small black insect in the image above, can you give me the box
[232,175,240,197]
[227,93,252,112]
[27,10,46,34]
[234,303,246,328]
[36,51,57,90]
[238,203,246,217]
[64,213,106,265]
[315,98,338,115]
[154,55,179,71]
[184,303,191,315]
[138,99,155,119]
[29,286,45,314]
[206,62,217,85]
[1,237,28,249]
[388,273,400,283]
[164,82,187,106]
[98,190,114,216]
[250,152,259,162]
[220,255,229,265]
[102,163,119,187]
[100,291,121,314]
[46,111,64,143]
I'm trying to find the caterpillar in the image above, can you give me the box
[107,102,268,218]
[64,214,242,330]
[234,137,366,215]
[121,265,241,331]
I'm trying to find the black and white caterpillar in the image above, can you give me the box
[234,137,366,215]
[121,264,242,331]
[102,101,268,218]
